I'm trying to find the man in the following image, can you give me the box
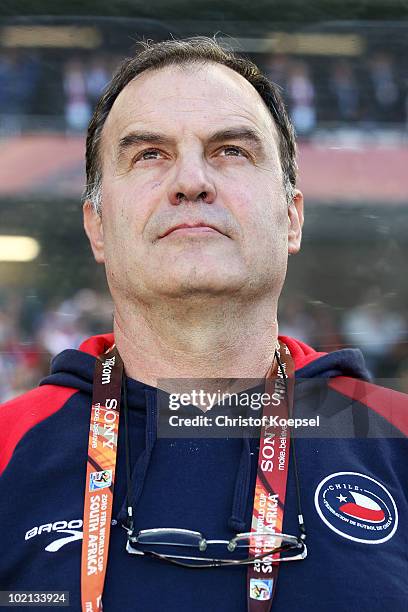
[0,38,407,611]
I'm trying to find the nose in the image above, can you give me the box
[167,154,216,206]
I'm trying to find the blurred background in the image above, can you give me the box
[1,0,408,400]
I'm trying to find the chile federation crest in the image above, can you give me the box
[314,472,398,544]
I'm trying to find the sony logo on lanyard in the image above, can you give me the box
[248,340,295,611]
[81,345,123,612]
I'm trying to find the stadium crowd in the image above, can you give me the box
[0,49,407,135]
[0,288,407,401]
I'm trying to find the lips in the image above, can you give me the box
[159,222,223,238]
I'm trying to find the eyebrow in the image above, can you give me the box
[206,127,265,151]
[116,126,266,162]
[116,131,176,162]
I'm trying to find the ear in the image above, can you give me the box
[83,200,105,263]
[288,189,304,255]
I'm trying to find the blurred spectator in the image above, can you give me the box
[0,51,40,133]
[368,53,400,122]
[279,299,316,345]
[63,59,91,131]
[329,60,360,122]
[0,53,15,116]
[0,344,53,402]
[0,302,51,401]
[36,290,113,357]
[342,298,405,377]
[37,308,85,357]
[286,61,316,136]
[264,54,289,90]
[308,308,345,353]
[86,57,110,106]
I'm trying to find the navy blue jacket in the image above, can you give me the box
[1,333,407,611]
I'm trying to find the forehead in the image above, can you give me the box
[101,62,278,149]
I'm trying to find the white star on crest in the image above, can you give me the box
[336,494,348,503]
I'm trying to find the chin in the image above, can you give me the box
[150,270,245,298]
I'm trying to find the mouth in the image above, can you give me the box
[159,223,225,239]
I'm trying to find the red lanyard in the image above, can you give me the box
[81,340,294,611]
[247,340,294,611]
[81,345,123,612]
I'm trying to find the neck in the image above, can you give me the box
[113,295,279,389]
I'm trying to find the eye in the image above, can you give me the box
[133,148,165,163]
[219,145,248,158]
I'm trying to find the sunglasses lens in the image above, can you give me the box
[135,529,203,548]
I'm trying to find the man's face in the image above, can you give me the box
[84,62,303,306]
